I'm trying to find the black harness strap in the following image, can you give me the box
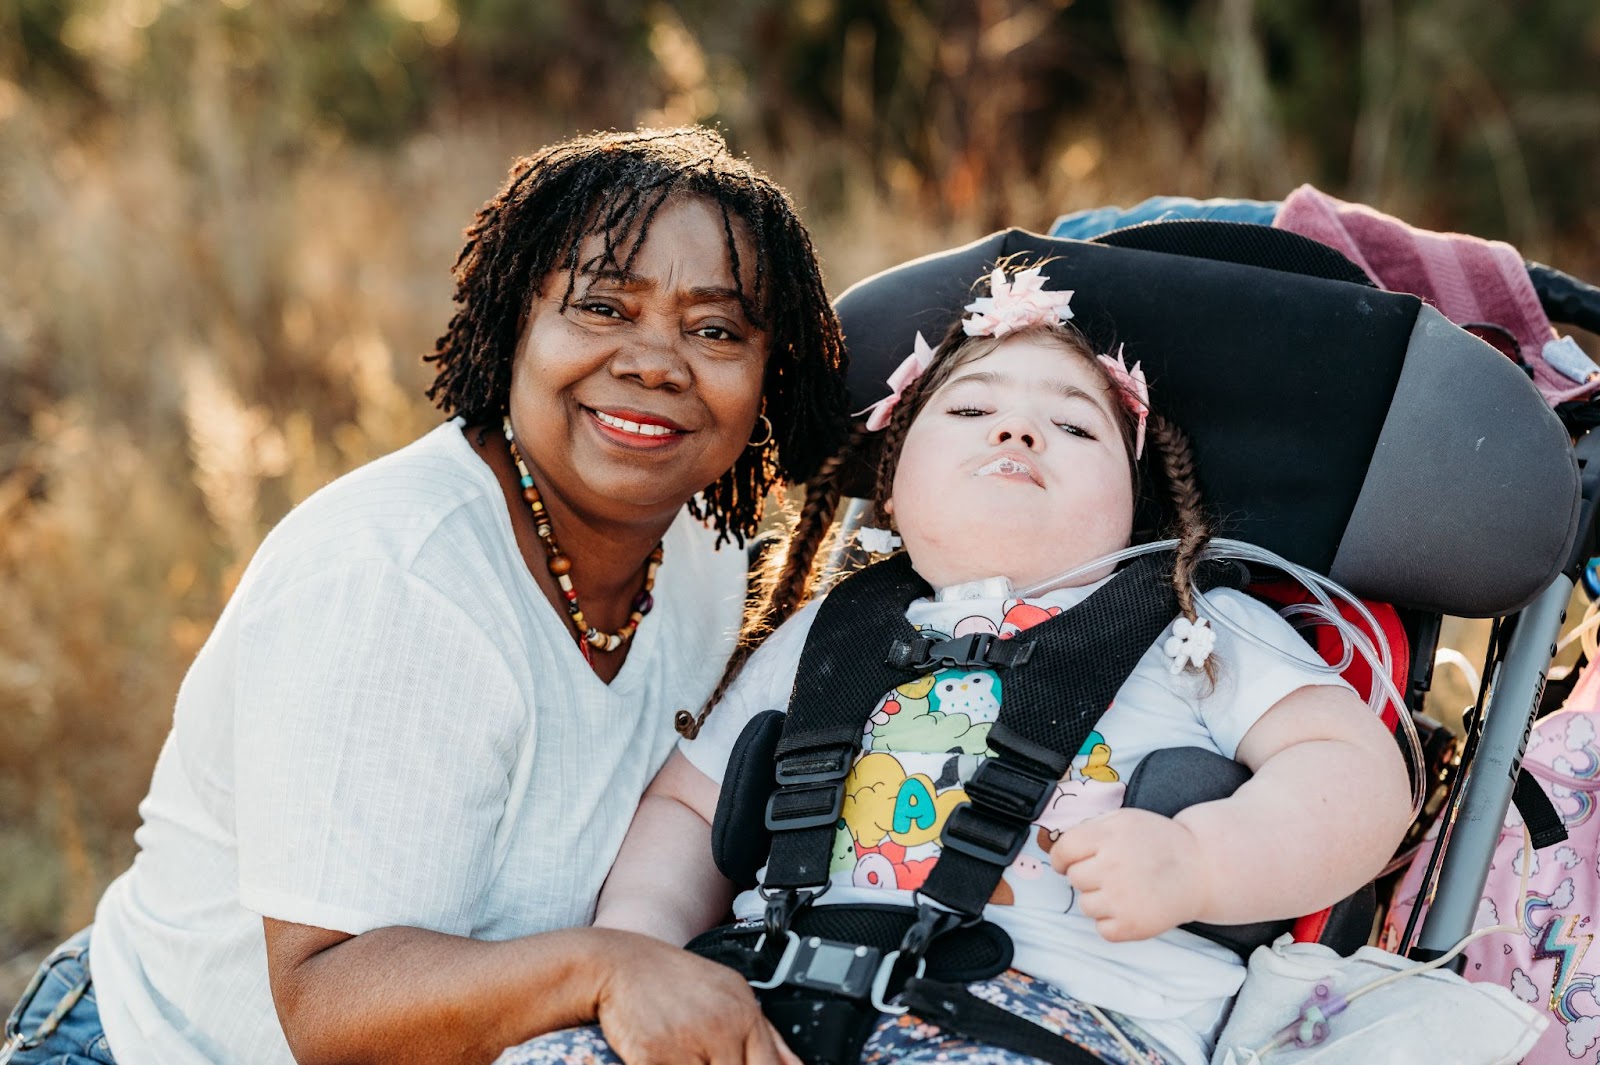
[1513,769,1569,851]
[897,979,1108,1065]
[764,551,1241,912]
[763,554,930,892]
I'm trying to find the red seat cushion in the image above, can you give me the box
[1246,579,1411,948]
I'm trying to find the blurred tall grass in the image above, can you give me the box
[1,0,1597,992]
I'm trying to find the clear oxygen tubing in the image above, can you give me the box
[1016,537,1427,820]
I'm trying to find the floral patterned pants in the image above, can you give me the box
[494,969,1174,1065]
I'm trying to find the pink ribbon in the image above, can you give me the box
[1097,346,1148,459]
[858,332,936,431]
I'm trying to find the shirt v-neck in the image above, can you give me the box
[445,421,665,696]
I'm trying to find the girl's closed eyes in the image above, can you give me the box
[942,372,1114,429]
[941,401,1100,439]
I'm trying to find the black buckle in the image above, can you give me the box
[766,746,851,832]
[964,758,1055,823]
[763,934,883,996]
[940,803,1030,866]
[899,900,966,959]
[886,632,1034,672]
[761,885,823,940]
[765,780,846,831]
[747,930,924,1014]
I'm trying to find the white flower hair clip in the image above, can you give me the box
[855,526,903,554]
[962,267,1075,339]
[1163,616,1215,674]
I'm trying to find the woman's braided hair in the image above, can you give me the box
[426,126,848,547]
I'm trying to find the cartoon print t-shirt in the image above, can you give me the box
[680,575,1355,1065]
[841,593,1126,909]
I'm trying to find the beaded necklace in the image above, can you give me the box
[501,416,663,663]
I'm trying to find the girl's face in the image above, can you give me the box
[889,335,1135,590]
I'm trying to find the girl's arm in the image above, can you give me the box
[592,750,733,944]
[1051,683,1412,942]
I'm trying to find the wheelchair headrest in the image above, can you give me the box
[834,224,1578,617]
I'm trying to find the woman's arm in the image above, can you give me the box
[1051,683,1412,942]
[265,918,791,1065]
[592,750,733,944]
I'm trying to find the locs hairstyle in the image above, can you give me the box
[426,126,849,546]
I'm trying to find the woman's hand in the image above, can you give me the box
[593,932,800,1065]
[1049,808,1211,941]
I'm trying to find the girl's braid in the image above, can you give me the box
[869,392,917,521]
[1149,414,1219,685]
[1149,415,1210,621]
[677,428,864,739]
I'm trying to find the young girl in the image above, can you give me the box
[500,267,1413,1065]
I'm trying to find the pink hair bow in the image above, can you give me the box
[1097,345,1149,459]
[858,331,936,431]
[962,267,1074,338]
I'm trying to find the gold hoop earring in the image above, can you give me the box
[747,413,773,448]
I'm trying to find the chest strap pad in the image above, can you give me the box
[922,552,1243,917]
[763,551,1240,902]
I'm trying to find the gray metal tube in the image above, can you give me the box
[1413,574,1572,955]
[819,497,876,587]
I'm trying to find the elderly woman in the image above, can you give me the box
[2,127,848,1065]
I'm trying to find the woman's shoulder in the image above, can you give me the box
[241,422,505,599]
[651,505,758,631]
[287,420,493,528]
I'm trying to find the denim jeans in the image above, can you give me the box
[2,928,115,1064]
[1048,195,1280,240]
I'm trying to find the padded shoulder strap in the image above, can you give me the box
[762,554,930,891]
[986,552,1195,772]
[778,552,929,758]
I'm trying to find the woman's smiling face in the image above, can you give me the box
[890,333,1136,590]
[507,194,770,528]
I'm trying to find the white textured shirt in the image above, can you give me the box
[91,420,746,1065]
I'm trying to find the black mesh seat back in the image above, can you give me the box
[834,224,1578,617]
